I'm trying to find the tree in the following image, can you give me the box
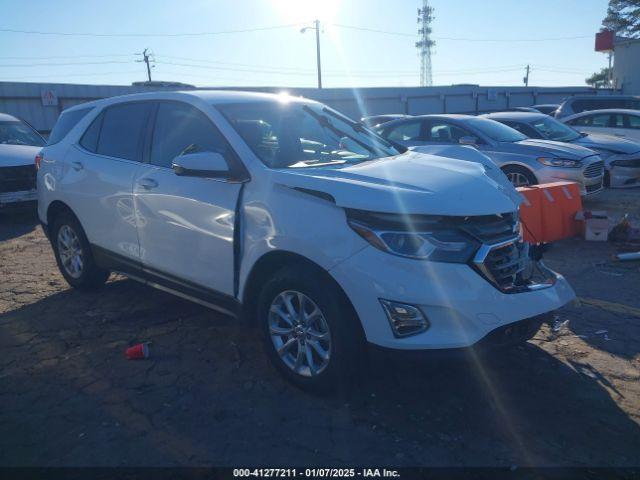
[602,0,640,38]
[586,68,613,88]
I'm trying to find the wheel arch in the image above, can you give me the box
[46,200,80,230]
[500,163,539,184]
[241,250,361,333]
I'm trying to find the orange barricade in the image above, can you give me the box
[517,181,582,243]
[517,186,543,244]
[540,181,582,238]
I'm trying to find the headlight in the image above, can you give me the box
[537,157,582,168]
[611,158,640,168]
[347,218,478,262]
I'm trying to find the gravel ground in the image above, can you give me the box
[0,189,639,467]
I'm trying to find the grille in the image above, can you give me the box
[478,241,531,291]
[613,158,640,168]
[583,160,604,178]
[457,213,518,244]
[0,165,36,193]
[585,181,603,194]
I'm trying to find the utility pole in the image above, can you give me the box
[523,64,530,87]
[301,20,322,89]
[137,48,154,82]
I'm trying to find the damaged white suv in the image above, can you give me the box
[37,91,575,391]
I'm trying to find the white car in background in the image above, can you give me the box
[0,113,45,211]
[562,109,640,143]
[37,91,575,391]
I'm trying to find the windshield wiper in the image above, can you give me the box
[302,106,376,154]
[321,107,395,149]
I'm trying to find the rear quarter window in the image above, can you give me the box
[48,107,93,145]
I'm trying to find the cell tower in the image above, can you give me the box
[416,0,435,87]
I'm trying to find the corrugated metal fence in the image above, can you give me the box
[0,81,618,133]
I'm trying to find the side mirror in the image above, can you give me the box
[459,136,478,146]
[172,152,229,178]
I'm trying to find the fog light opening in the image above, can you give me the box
[379,299,430,338]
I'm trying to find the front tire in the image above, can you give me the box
[501,165,538,188]
[51,212,110,290]
[258,264,365,393]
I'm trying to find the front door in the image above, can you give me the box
[133,101,242,297]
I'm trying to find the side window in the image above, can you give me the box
[79,112,103,153]
[48,107,93,145]
[612,114,625,128]
[426,122,470,143]
[504,121,539,138]
[568,115,591,127]
[97,102,152,161]
[626,115,640,129]
[590,114,611,127]
[386,121,423,142]
[151,102,229,168]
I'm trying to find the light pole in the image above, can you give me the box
[301,20,322,89]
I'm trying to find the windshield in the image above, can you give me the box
[217,101,401,169]
[529,116,581,142]
[468,118,527,143]
[0,121,45,147]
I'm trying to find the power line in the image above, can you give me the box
[0,60,133,67]
[0,69,141,80]
[0,53,136,60]
[0,23,592,42]
[0,24,300,37]
[331,24,591,42]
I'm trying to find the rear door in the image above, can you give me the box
[63,101,152,267]
[133,100,243,297]
[566,112,613,136]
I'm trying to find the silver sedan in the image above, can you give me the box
[375,114,605,195]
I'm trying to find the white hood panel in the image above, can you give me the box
[271,150,520,216]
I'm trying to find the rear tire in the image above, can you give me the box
[258,264,366,393]
[51,212,110,290]
[501,165,538,188]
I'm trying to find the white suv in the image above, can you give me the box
[37,91,576,391]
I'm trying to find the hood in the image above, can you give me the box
[509,139,597,159]
[0,145,41,167]
[269,150,520,216]
[572,133,640,155]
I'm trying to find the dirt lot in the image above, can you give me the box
[1,189,639,468]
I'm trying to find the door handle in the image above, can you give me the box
[137,178,158,190]
[71,161,84,171]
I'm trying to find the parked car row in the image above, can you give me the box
[363,95,640,192]
[374,114,606,194]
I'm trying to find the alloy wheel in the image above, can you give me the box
[268,290,332,377]
[57,225,84,279]
[506,172,531,187]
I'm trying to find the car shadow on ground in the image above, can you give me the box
[1,279,639,467]
[0,210,37,241]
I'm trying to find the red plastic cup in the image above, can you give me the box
[125,343,150,360]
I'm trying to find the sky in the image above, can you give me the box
[0,0,611,88]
